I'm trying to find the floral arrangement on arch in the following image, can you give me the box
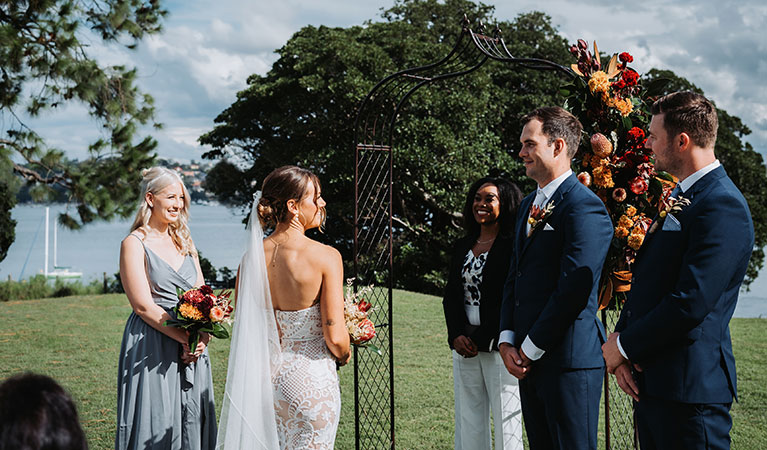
[561,39,674,309]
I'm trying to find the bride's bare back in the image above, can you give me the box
[263,232,338,311]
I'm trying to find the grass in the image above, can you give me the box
[0,292,765,449]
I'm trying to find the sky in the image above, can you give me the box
[22,0,767,165]
[10,0,767,297]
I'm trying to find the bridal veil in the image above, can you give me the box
[216,192,281,450]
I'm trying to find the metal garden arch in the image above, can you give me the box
[352,16,637,449]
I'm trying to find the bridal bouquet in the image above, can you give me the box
[343,279,380,354]
[165,285,233,351]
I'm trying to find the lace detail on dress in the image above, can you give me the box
[273,304,340,449]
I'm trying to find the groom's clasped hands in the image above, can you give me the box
[602,332,641,402]
[499,343,531,379]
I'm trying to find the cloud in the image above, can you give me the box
[13,0,766,162]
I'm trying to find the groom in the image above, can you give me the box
[602,91,754,449]
[499,107,613,449]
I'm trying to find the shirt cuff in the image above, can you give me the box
[616,334,629,360]
[521,335,545,361]
[499,330,515,346]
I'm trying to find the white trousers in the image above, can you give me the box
[453,350,523,450]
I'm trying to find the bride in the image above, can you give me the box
[217,165,351,450]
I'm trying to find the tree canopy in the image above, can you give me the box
[201,0,766,293]
[0,0,165,259]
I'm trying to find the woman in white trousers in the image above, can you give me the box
[442,177,524,450]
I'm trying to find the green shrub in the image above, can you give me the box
[0,275,112,301]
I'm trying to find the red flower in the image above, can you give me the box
[619,52,634,63]
[622,69,639,86]
[627,127,645,142]
[629,177,649,195]
[199,285,214,296]
[358,300,371,312]
[612,79,626,90]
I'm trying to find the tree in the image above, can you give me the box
[201,0,569,294]
[0,0,165,261]
[201,0,766,293]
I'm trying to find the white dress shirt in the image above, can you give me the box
[499,169,573,360]
[616,160,721,360]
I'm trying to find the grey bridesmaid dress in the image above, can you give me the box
[116,234,217,450]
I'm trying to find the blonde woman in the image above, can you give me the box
[116,167,217,450]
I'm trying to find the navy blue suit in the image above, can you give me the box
[616,166,754,450]
[500,173,613,449]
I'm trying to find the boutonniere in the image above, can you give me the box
[649,195,691,233]
[528,201,555,237]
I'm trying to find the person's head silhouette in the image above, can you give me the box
[0,372,87,450]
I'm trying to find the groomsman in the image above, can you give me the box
[499,107,613,449]
[602,91,754,450]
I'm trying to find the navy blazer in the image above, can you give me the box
[500,174,613,369]
[442,234,514,352]
[616,166,754,404]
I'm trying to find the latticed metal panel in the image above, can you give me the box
[602,308,640,450]
[353,144,394,449]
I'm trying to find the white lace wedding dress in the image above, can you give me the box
[273,304,341,449]
[216,193,341,450]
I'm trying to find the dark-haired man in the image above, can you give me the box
[602,91,754,449]
[499,106,613,449]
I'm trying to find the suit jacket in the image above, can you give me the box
[500,173,613,369]
[442,233,514,352]
[615,166,754,403]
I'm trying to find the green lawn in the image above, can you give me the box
[1,292,765,449]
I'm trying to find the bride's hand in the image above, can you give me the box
[336,351,351,367]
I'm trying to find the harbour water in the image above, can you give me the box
[1,204,766,317]
[1,203,249,284]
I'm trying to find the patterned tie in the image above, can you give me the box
[526,189,546,236]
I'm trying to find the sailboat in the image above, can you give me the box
[44,207,82,279]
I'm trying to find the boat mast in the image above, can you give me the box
[44,207,49,278]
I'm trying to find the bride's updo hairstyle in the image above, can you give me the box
[130,166,196,256]
[257,165,325,230]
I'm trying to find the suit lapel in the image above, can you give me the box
[639,166,727,254]
[519,174,577,257]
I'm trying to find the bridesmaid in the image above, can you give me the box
[116,167,217,450]
[442,176,524,450]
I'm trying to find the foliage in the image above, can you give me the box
[0,274,106,301]
[200,0,569,294]
[197,251,217,285]
[0,180,16,262]
[201,0,765,294]
[0,0,166,261]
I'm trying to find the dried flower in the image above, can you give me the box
[612,188,627,202]
[577,172,592,187]
[588,71,611,94]
[614,227,629,239]
[618,215,634,229]
[628,232,645,250]
[629,176,649,195]
[590,133,613,158]
[592,165,615,188]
